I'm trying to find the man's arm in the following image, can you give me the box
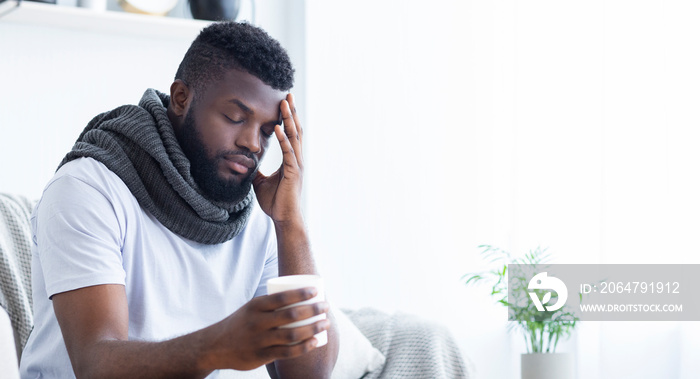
[52,283,330,378]
[266,221,340,379]
[254,94,340,379]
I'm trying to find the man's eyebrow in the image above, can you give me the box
[228,99,254,115]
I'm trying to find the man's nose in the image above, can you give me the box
[235,124,262,154]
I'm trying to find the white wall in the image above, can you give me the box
[305,1,700,378]
[0,0,304,200]
[0,22,191,199]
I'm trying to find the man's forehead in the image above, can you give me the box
[202,69,287,113]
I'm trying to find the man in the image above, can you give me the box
[19,21,338,378]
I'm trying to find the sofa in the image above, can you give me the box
[0,192,472,378]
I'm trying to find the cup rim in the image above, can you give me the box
[267,274,322,286]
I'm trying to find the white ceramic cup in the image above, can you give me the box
[267,275,327,347]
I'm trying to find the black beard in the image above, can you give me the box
[179,109,258,203]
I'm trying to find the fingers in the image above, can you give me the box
[260,336,320,361]
[268,301,329,329]
[287,93,303,145]
[269,318,330,346]
[274,124,299,175]
[280,95,303,168]
[256,287,318,312]
[215,291,330,368]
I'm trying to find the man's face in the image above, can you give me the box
[179,69,286,203]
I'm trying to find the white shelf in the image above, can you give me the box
[0,0,212,39]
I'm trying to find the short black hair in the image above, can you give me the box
[175,22,294,97]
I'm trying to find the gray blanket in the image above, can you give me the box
[0,193,34,360]
[344,308,473,378]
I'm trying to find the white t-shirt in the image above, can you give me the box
[20,158,279,378]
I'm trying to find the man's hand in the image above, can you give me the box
[201,287,330,370]
[253,93,304,225]
[53,284,330,378]
[251,93,339,378]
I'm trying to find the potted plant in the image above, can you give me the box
[463,245,578,379]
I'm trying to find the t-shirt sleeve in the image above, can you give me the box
[34,174,126,299]
[253,223,278,298]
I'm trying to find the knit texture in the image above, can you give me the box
[343,307,473,379]
[59,89,254,245]
[0,193,34,360]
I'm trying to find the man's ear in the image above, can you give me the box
[169,79,191,118]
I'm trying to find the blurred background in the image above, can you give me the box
[2,0,700,378]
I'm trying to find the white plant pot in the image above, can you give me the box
[521,353,574,379]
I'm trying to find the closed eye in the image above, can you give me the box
[224,114,245,124]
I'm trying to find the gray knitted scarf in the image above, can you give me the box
[58,88,254,245]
